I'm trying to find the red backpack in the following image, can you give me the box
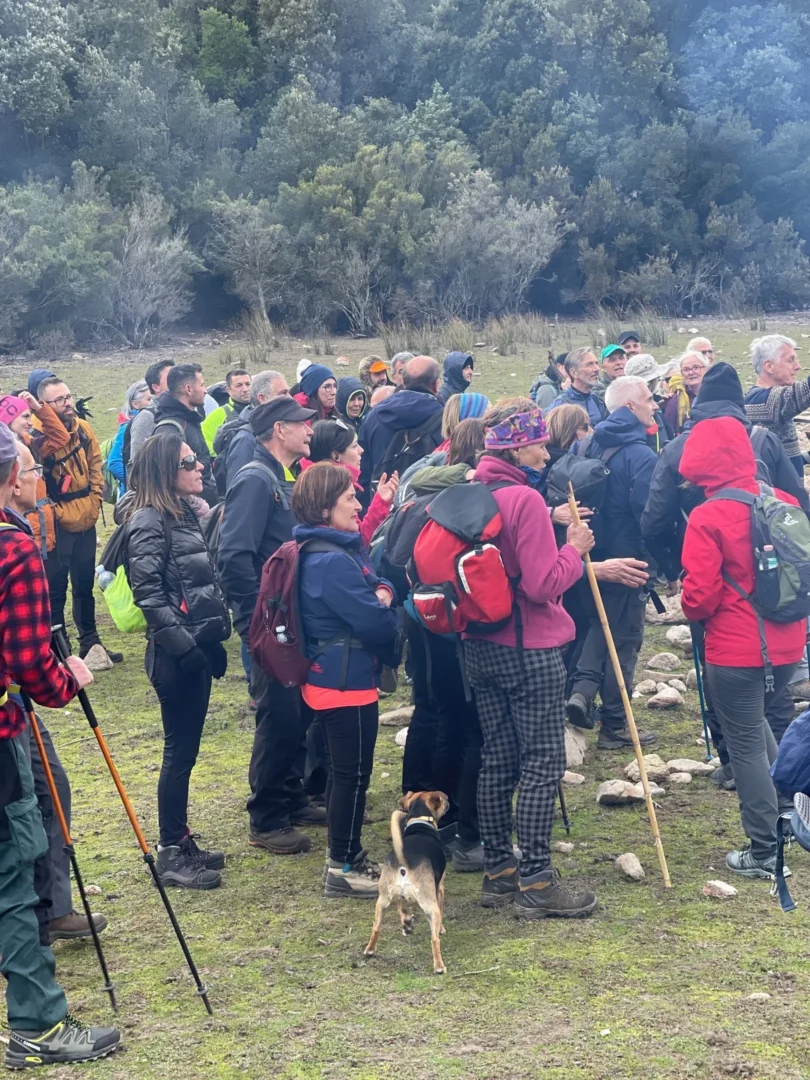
[409,483,517,636]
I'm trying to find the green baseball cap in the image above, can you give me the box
[600,344,625,361]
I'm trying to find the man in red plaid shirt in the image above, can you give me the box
[0,421,120,1068]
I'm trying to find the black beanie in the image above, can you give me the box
[693,362,744,409]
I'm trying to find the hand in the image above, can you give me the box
[465,469,476,481]
[665,579,681,597]
[178,646,208,674]
[376,471,400,506]
[19,390,41,412]
[375,586,393,608]
[566,523,595,557]
[591,558,650,588]
[65,655,94,689]
[210,643,228,680]
[552,503,593,527]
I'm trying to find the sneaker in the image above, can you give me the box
[155,844,221,889]
[597,726,657,750]
[448,837,485,873]
[182,833,225,871]
[290,804,328,826]
[480,861,519,908]
[565,692,594,730]
[6,1013,120,1068]
[726,847,791,880]
[248,825,312,854]
[48,911,108,944]
[711,762,736,790]
[514,868,597,920]
[324,851,380,898]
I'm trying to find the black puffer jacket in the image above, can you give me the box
[126,501,231,656]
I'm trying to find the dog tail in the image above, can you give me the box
[390,810,407,867]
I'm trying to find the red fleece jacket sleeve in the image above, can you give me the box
[359,491,390,547]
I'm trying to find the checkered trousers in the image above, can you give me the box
[464,639,566,878]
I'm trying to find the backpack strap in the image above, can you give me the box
[706,487,757,506]
[154,417,185,436]
[750,425,769,457]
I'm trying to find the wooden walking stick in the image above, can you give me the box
[567,484,672,887]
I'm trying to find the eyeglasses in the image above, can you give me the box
[177,453,199,471]
[44,393,73,408]
[20,464,44,478]
[681,365,705,376]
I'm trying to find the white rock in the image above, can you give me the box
[665,626,693,649]
[82,644,113,671]
[394,727,408,748]
[747,992,771,1003]
[710,756,721,767]
[669,772,692,784]
[647,687,684,708]
[85,884,103,896]
[686,669,698,690]
[596,780,645,806]
[562,770,585,785]
[666,757,715,775]
[689,327,699,333]
[565,724,588,768]
[655,682,669,692]
[631,780,666,798]
[703,880,737,899]
[553,841,574,853]
[335,357,350,367]
[646,594,687,625]
[635,679,659,695]
[647,652,681,671]
[632,691,641,699]
[615,853,645,881]
[668,679,687,693]
[379,706,414,727]
[624,754,670,783]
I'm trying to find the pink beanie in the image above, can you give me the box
[0,395,29,428]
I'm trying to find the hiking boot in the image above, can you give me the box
[726,847,790,880]
[565,692,594,730]
[249,825,312,854]
[155,844,221,889]
[6,1013,120,1069]
[324,851,380,899]
[711,762,736,791]
[514,868,597,920]
[448,836,485,873]
[182,833,225,871]
[597,726,657,750]
[480,861,518,908]
[789,678,810,701]
[290,803,327,826]
[48,911,108,944]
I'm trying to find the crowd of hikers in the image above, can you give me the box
[3,333,810,1065]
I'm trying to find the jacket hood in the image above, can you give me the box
[299,456,364,492]
[680,416,757,495]
[474,455,529,488]
[593,406,648,448]
[155,391,202,427]
[336,377,367,417]
[293,523,362,549]
[441,352,473,395]
[688,399,751,431]
[370,388,441,431]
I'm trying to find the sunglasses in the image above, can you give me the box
[178,453,199,471]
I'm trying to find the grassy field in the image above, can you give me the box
[4,317,810,1079]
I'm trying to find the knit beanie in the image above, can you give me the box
[0,395,30,428]
[27,368,55,398]
[693,362,744,409]
[459,392,491,421]
[300,364,335,398]
[485,409,549,450]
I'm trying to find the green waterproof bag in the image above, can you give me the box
[103,564,147,634]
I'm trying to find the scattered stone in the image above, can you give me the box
[746,993,771,1003]
[655,682,669,692]
[335,357,350,367]
[645,594,687,625]
[686,669,698,690]
[703,880,737,899]
[562,770,585,785]
[647,652,681,671]
[667,757,715,775]
[624,754,670,783]
[379,706,414,727]
[553,841,574,854]
[669,772,692,784]
[668,679,687,693]
[474,341,487,348]
[689,327,699,333]
[646,687,684,708]
[635,679,659,695]
[631,780,666,798]
[394,727,408,748]
[82,644,113,671]
[565,724,588,768]
[615,853,645,881]
[710,756,721,767]
[665,626,693,649]
[596,780,644,806]
[632,691,641,699]
[85,884,103,896]
[795,700,809,712]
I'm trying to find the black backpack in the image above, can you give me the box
[212,410,251,494]
[369,492,434,604]
[545,455,612,509]
[372,412,443,486]
[203,460,279,566]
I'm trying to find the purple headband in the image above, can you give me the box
[485,409,549,450]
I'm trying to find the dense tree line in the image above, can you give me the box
[2,0,810,348]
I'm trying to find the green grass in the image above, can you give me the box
[4,317,810,1079]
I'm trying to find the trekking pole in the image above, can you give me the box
[566,486,672,887]
[51,627,213,1014]
[557,783,571,835]
[19,690,118,1013]
[689,631,713,762]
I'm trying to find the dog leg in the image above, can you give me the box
[437,874,446,935]
[398,898,414,936]
[364,892,390,958]
[427,903,446,975]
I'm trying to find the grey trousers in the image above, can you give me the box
[706,662,798,862]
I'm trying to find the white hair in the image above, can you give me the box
[251,369,286,405]
[686,336,712,353]
[605,375,649,413]
[679,350,709,372]
[750,334,796,376]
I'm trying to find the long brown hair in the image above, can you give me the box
[448,418,485,467]
[125,432,186,520]
[292,461,354,525]
[545,404,589,450]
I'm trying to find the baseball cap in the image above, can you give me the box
[600,344,625,361]
[0,421,19,465]
[369,359,389,374]
[250,396,316,436]
[618,331,640,346]
[624,354,675,383]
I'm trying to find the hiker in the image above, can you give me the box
[32,376,119,666]
[294,364,338,422]
[744,334,810,476]
[292,463,400,898]
[335,377,368,433]
[218,397,327,855]
[369,385,395,408]
[358,356,392,392]
[127,359,175,465]
[546,348,608,426]
[623,354,675,452]
[124,433,231,889]
[106,380,152,498]
[565,376,662,749]
[663,351,709,436]
[592,344,627,403]
[679,416,805,879]
[465,407,598,918]
[437,351,474,405]
[0,421,121,1068]
[686,336,714,363]
[152,363,218,506]
[0,393,57,563]
[201,369,252,452]
[390,351,414,388]
[618,330,643,356]
[530,352,568,409]
[219,370,290,489]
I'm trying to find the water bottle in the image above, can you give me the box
[275,624,289,645]
[757,545,781,610]
[96,564,115,591]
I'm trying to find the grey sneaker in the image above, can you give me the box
[155,844,221,890]
[324,852,380,898]
[711,763,736,791]
[448,837,485,873]
[514,868,597,920]
[480,861,518,908]
[597,726,657,750]
[726,847,791,880]
[6,1014,120,1069]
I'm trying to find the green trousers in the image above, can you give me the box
[0,734,67,1032]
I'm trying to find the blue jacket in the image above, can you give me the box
[587,406,658,560]
[547,386,608,427]
[437,352,473,405]
[358,388,444,494]
[107,415,134,496]
[294,524,399,691]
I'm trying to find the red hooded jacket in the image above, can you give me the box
[680,417,805,668]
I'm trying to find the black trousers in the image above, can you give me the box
[318,701,379,864]
[402,619,482,842]
[304,719,328,798]
[246,651,310,833]
[45,525,100,650]
[147,643,213,847]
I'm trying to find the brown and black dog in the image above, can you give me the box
[364,790,450,974]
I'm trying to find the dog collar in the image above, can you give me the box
[404,815,438,831]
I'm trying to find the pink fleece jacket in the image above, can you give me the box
[466,456,583,649]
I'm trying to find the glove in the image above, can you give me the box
[178,646,208,675]
[210,642,228,680]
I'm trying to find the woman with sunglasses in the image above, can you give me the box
[124,433,231,889]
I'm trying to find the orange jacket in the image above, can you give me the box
[32,411,103,533]
[21,404,65,555]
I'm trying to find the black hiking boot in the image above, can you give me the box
[6,1014,120,1069]
[290,803,327,826]
[597,726,657,750]
[514,868,597,919]
[480,860,518,908]
[155,844,221,889]
[249,825,312,854]
[182,833,226,871]
[565,692,594,730]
